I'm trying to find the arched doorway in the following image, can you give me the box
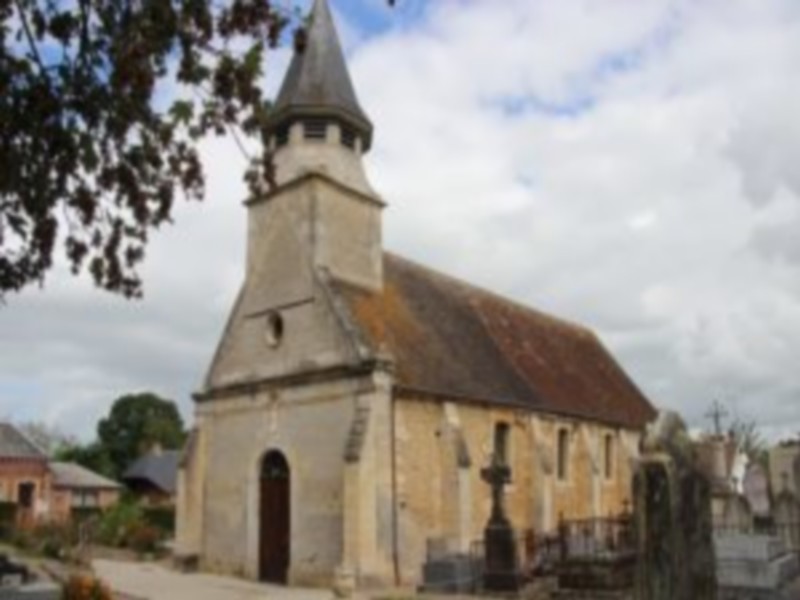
[259,450,290,583]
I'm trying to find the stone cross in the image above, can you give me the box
[705,400,728,437]
[480,452,519,592]
[481,453,511,524]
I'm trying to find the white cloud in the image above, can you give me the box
[2,0,800,442]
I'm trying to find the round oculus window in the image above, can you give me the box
[265,311,284,347]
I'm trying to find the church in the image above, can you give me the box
[175,0,656,589]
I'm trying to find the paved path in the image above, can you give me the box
[92,560,337,600]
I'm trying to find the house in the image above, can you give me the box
[0,423,51,525]
[122,449,180,506]
[49,462,121,521]
[0,422,120,525]
[175,0,657,589]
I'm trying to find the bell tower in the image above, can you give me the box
[247,0,383,291]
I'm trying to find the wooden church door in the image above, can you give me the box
[259,450,291,584]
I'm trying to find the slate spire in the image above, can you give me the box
[267,0,373,150]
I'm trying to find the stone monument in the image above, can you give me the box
[633,411,717,600]
[480,452,521,592]
[743,462,772,528]
[773,488,800,555]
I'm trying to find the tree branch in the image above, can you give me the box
[13,0,51,85]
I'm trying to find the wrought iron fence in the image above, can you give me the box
[468,514,636,587]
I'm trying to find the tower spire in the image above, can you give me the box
[266,0,373,150]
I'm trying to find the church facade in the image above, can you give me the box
[175,0,656,588]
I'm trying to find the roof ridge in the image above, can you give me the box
[383,252,595,338]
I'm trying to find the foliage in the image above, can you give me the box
[0,0,398,300]
[125,521,162,555]
[62,574,113,600]
[728,418,768,466]
[142,505,175,533]
[0,501,17,536]
[5,521,77,558]
[70,506,103,524]
[95,499,143,547]
[97,392,185,477]
[0,0,304,299]
[16,421,77,456]
[33,522,77,559]
[94,499,165,554]
[55,441,115,479]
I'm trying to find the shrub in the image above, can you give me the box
[71,507,103,525]
[8,526,35,552]
[126,522,162,555]
[0,501,17,531]
[62,574,113,600]
[95,501,142,547]
[142,506,175,534]
[34,522,76,559]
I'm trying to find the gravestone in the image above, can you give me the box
[480,452,521,592]
[714,531,799,594]
[633,412,717,600]
[743,462,772,525]
[420,537,477,593]
[720,493,753,533]
[773,491,800,555]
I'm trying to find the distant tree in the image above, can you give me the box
[729,418,768,467]
[55,440,115,479]
[17,420,77,456]
[97,392,185,477]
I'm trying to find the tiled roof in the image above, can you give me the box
[335,253,656,430]
[0,423,47,459]
[50,462,120,490]
[122,451,180,494]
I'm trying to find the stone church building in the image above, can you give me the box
[176,0,656,589]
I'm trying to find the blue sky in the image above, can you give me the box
[2,0,800,443]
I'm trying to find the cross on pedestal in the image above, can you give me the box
[480,453,520,592]
[480,453,511,524]
[705,400,729,437]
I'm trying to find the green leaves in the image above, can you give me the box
[0,0,292,299]
[169,99,194,125]
[0,0,396,300]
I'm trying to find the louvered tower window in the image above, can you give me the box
[303,118,328,140]
[340,126,357,150]
[275,125,290,148]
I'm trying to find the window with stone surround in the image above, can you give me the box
[557,428,569,481]
[604,434,615,480]
[494,421,510,466]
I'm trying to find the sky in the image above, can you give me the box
[2,0,800,442]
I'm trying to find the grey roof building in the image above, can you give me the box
[0,423,46,459]
[50,462,120,491]
[123,450,180,495]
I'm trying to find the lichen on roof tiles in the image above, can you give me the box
[334,253,656,429]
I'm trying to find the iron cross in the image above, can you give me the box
[705,400,728,437]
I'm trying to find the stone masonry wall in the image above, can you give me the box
[196,376,373,586]
[393,394,640,586]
